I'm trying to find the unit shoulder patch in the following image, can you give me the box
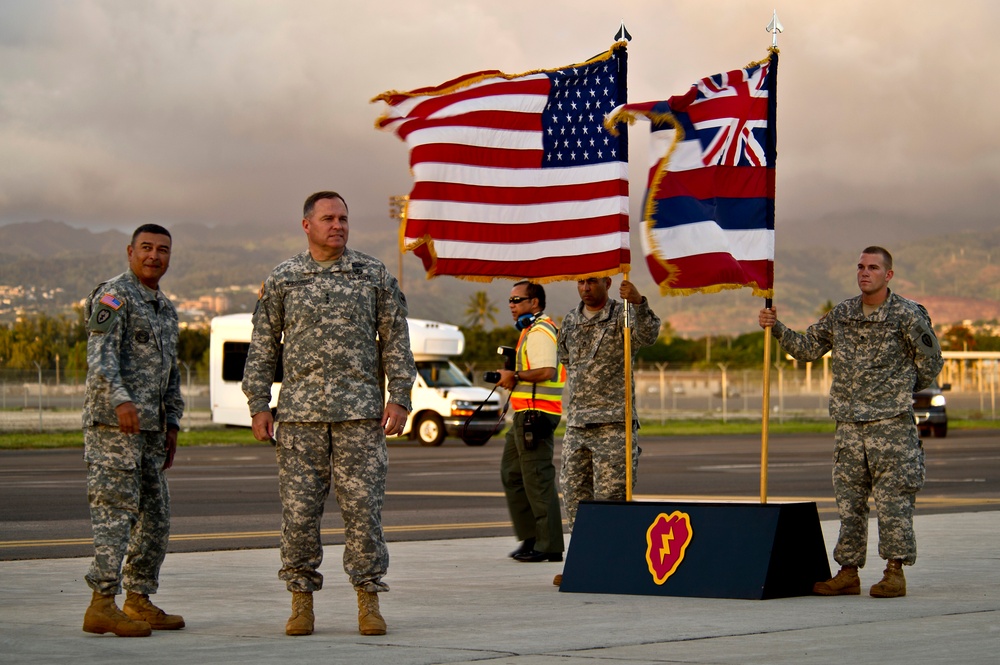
[88,293,124,333]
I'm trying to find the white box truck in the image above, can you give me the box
[209,313,505,446]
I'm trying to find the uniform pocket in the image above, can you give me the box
[901,437,925,493]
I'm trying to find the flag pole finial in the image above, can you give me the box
[615,21,632,42]
[766,10,784,47]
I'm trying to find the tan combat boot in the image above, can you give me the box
[285,591,314,636]
[812,565,861,596]
[123,591,185,630]
[357,589,386,636]
[870,559,906,598]
[83,590,152,637]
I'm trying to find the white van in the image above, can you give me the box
[209,314,505,446]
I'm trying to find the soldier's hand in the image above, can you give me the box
[251,411,275,442]
[382,403,408,437]
[115,402,140,434]
[620,280,642,305]
[759,307,778,329]
[164,428,178,471]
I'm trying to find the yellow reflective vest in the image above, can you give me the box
[510,316,566,415]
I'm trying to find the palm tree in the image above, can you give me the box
[464,291,499,329]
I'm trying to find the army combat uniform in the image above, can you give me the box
[82,269,183,596]
[771,289,943,568]
[557,297,660,529]
[242,248,415,594]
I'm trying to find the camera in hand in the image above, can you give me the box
[482,346,517,383]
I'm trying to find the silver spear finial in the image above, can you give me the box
[766,10,784,48]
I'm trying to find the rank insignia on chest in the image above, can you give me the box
[99,294,123,310]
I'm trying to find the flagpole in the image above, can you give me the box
[761,13,781,504]
[761,297,772,504]
[624,272,634,501]
[615,22,634,502]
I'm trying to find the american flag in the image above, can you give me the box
[373,44,630,282]
[606,50,776,297]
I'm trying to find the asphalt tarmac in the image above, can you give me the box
[1,511,997,664]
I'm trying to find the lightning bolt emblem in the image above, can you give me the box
[659,527,675,564]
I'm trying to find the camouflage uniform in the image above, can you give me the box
[771,289,943,567]
[242,249,415,593]
[82,269,183,595]
[557,297,660,529]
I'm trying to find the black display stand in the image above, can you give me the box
[559,500,831,600]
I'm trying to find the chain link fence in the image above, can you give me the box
[0,369,210,432]
[2,364,994,433]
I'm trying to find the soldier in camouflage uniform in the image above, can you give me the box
[553,278,660,583]
[759,246,943,598]
[557,277,660,539]
[242,191,415,637]
[81,224,185,637]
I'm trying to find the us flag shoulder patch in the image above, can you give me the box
[99,294,123,310]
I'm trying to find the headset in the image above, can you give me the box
[515,311,539,331]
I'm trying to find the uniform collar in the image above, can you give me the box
[854,288,894,319]
[576,298,615,322]
[126,269,161,304]
[301,248,354,272]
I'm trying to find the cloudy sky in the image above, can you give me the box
[1,0,997,248]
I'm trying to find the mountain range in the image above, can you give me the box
[2,219,999,336]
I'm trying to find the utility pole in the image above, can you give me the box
[33,361,42,432]
[388,195,409,291]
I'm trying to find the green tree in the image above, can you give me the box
[458,325,518,374]
[463,291,499,329]
[637,336,701,365]
[973,330,1000,351]
[0,311,86,375]
[657,320,675,345]
[178,328,210,367]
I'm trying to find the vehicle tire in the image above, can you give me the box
[416,413,446,446]
[933,423,947,438]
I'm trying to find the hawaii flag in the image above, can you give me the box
[606,50,777,297]
[372,43,630,282]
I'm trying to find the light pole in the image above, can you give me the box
[388,195,409,291]
[180,362,192,432]
[655,362,668,424]
[33,361,42,432]
[717,363,729,423]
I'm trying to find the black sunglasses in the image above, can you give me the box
[508,296,532,304]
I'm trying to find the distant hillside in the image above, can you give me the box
[1,220,998,335]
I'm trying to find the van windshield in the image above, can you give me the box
[417,360,473,388]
